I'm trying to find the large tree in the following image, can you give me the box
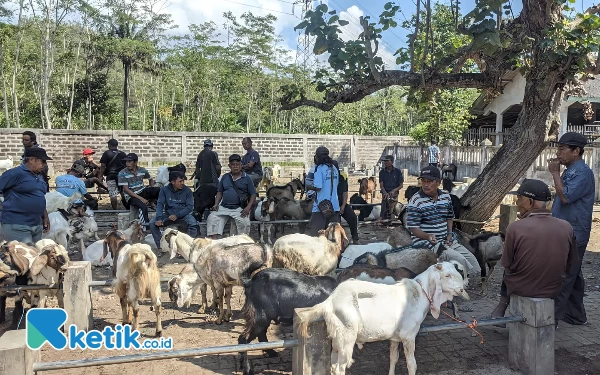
[283,0,600,233]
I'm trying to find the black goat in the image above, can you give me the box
[455,230,505,294]
[441,163,458,180]
[193,184,217,221]
[350,193,373,221]
[238,268,338,375]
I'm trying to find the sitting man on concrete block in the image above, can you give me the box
[149,170,199,250]
[490,179,579,326]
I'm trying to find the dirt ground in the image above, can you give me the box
[2,176,600,374]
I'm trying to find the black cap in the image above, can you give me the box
[24,147,52,161]
[204,139,213,147]
[122,153,138,162]
[107,139,118,147]
[558,132,587,148]
[508,179,552,201]
[316,146,329,156]
[419,165,441,180]
[70,163,86,176]
[229,154,242,162]
[382,155,394,162]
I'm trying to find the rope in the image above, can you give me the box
[16,288,26,330]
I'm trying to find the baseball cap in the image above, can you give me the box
[24,147,52,161]
[122,153,138,162]
[204,139,214,147]
[558,132,587,148]
[508,179,552,201]
[315,146,329,156]
[382,155,394,162]
[82,148,95,155]
[70,163,86,176]
[229,154,242,162]
[419,165,441,180]
[107,139,118,147]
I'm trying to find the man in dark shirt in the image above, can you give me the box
[549,132,595,326]
[241,137,262,188]
[207,154,257,238]
[99,139,127,209]
[378,155,404,221]
[21,131,49,192]
[332,160,359,244]
[73,148,108,193]
[0,147,52,244]
[489,179,578,322]
[195,139,221,188]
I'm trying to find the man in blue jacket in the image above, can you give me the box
[149,171,199,250]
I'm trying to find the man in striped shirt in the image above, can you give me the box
[407,166,481,276]
[427,141,440,167]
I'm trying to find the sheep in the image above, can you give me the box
[353,245,440,275]
[194,242,272,324]
[164,229,254,263]
[336,264,417,284]
[272,222,349,276]
[238,268,338,375]
[386,226,413,248]
[455,230,505,295]
[297,262,470,375]
[338,242,392,269]
[29,241,70,308]
[113,243,162,336]
[0,155,13,171]
[45,191,82,213]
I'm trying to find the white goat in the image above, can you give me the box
[83,221,145,267]
[45,191,82,213]
[155,166,169,187]
[338,242,391,269]
[298,262,470,375]
[42,212,72,251]
[30,241,70,308]
[273,222,349,276]
[114,243,162,336]
[168,263,207,312]
[0,156,13,171]
[254,199,273,244]
[164,229,253,263]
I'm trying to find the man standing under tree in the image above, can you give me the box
[428,140,440,167]
[241,137,263,188]
[99,139,127,210]
[549,132,595,327]
[195,139,221,189]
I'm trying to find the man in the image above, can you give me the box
[489,179,578,321]
[307,146,340,236]
[549,132,595,326]
[21,131,49,192]
[241,137,263,188]
[149,171,199,250]
[378,155,404,221]
[332,160,359,244]
[99,139,127,209]
[428,140,440,167]
[195,139,221,188]
[75,148,108,192]
[0,148,52,243]
[55,163,99,209]
[406,166,481,276]
[207,154,257,238]
[118,153,161,230]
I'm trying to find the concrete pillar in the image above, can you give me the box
[495,112,503,146]
[118,212,131,230]
[499,204,518,233]
[0,330,39,375]
[293,308,331,375]
[559,110,568,138]
[63,261,93,332]
[181,134,187,161]
[508,295,555,375]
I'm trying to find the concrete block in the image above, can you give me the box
[293,308,331,375]
[508,295,555,375]
[0,330,40,375]
[63,261,93,332]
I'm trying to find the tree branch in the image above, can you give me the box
[409,0,421,73]
[280,71,492,111]
[359,16,381,83]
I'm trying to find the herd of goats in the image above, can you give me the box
[0,169,511,375]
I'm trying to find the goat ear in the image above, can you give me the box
[428,269,444,319]
[169,235,178,260]
[30,253,49,276]
[338,226,349,249]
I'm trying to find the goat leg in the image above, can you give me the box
[0,294,6,323]
[131,300,140,332]
[119,296,130,324]
[389,341,401,375]
[154,303,163,337]
[198,284,208,314]
[215,287,225,325]
[402,339,417,375]
[224,286,233,322]
[10,299,25,330]
[258,330,277,358]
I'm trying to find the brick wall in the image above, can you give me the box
[0,129,410,175]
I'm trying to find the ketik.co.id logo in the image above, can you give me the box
[26,308,172,350]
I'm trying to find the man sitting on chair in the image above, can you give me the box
[118,153,160,231]
[149,170,199,250]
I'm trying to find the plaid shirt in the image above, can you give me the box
[428,145,440,163]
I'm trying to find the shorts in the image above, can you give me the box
[107,180,120,198]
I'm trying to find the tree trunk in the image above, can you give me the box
[123,61,130,130]
[41,3,53,129]
[0,41,11,128]
[11,0,25,128]
[67,37,81,130]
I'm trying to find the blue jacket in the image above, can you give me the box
[155,184,194,221]
[0,165,47,226]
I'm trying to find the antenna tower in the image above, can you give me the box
[295,0,317,71]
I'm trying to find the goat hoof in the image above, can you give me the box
[150,306,154,312]
[264,349,278,358]
[215,319,223,325]
[155,330,162,338]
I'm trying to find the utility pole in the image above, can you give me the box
[295,0,317,72]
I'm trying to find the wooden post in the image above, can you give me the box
[499,204,518,233]
[293,308,331,375]
[0,330,39,375]
[63,261,93,332]
[508,295,555,374]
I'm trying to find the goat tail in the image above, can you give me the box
[240,282,257,338]
[128,246,159,300]
[296,300,327,339]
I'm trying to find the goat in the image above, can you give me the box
[0,155,13,171]
[338,242,392,269]
[155,166,169,187]
[440,163,458,181]
[350,193,373,221]
[85,221,145,267]
[45,191,82,213]
[30,241,70,308]
[297,262,469,375]
[238,268,338,375]
[358,177,377,203]
[266,184,294,201]
[114,243,162,336]
[255,199,273,244]
[455,230,505,295]
[272,222,349,276]
[165,229,254,263]
[336,264,417,284]
[267,196,313,234]
[42,212,72,251]
[386,226,413,248]
[288,178,305,198]
[193,183,217,222]
[353,245,440,275]
[168,263,209,313]
[259,167,274,191]
[194,242,272,324]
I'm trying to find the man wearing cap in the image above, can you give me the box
[548,132,595,326]
[149,171,198,250]
[99,139,127,209]
[306,146,340,235]
[406,166,481,276]
[118,153,161,230]
[55,163,99,210]
[378,155,404,222]
[207,154,256,238]
[0,147,52,243]
[74,148,108,193]
[241,137,263,188]
[195,139,221,188]
[489,179,579,322]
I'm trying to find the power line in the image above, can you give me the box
[221,0,299,17]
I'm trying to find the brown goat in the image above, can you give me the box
[358,177,377,203]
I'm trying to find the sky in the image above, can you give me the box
[163,0,596,67]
